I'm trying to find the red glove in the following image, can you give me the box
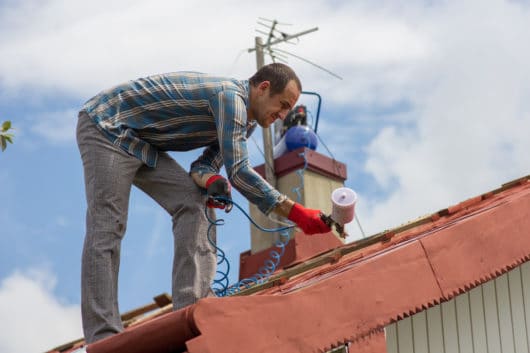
[287,203,331,235]
[205,175,232,212]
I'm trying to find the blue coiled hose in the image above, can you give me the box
[205,196,294,296]
[207,124,313,296]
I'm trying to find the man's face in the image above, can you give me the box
[251,80,300,128]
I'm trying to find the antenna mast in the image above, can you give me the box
[249,19,319,187]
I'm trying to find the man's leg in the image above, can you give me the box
[77,112,143,343]
[133,152,217,310]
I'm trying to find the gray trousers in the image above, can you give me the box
[76,111,216,343]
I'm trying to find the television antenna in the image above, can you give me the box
[248,18,342,187]
[248,18,342,80]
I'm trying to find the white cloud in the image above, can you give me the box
[0,0,434,99]
[1,0,530,274]
[30,109,78,144]
[0,269,82,353]
[0,0,258,96]
[352,0,530,234]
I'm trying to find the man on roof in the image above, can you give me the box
[77,63,331,343]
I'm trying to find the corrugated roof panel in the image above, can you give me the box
[48,175,530,353]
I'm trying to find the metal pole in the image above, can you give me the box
[255,36,276,188]
[255,36,265,69]
[251,36,278,252]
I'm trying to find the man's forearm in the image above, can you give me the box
[191,174,328,234]
[193,171,295,218]
[190,172,216,189]
[272,198,295,218]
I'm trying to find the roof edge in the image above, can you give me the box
[234,175,530,296]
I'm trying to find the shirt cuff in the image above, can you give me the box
[261,193,288,215]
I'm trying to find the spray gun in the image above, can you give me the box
[320,187,357,239]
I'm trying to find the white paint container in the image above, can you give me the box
[331,187,357,226]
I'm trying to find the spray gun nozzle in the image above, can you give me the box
[320,213,348,239]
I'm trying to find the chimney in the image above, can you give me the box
[239,147,347,280]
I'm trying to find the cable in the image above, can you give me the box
[315,133,334,160]
[227,49,248,76]
[207,128,312,296]
[273,48,343,80]
[355,213,367,238]
[205,197,294,296]
[254,104,366,239]
[208,196,292,232]
[306,105,367,240]
[207,101,367,295]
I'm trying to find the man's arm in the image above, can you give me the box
[191,171,294,213]
[191,172,215,189]
[194,90,329,234]
[191,174,328,235]
[272,198,295,218]
[205,89,284,215]
[191,173,293,217]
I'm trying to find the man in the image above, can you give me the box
[77,63,331,343]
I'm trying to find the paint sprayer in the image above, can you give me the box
[320,187,357,238]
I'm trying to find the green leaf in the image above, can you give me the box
[1,136,6,151]
[4,135,13,144]
[1,121,11,132]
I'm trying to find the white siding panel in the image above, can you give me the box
[385,323,399,353]
[483,280,502,353]
[412,311,429,353]
[469,286,488,353]
[385,262,530,353]
[508,267,529,353]
[397,316,414,353]
[441,299,459,353]
[455,293,474,353]
[496,273,515,353]
[427,305,445,353]
[520,261,530,350]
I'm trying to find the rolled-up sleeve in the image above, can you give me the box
[206,89,284,214]
[190,143,223,176]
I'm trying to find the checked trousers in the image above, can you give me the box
[76,111,216,343]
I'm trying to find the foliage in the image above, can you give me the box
[1,120,14,151]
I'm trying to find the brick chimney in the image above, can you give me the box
[239,147,347,280]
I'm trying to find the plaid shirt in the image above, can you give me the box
[82,72,284,214]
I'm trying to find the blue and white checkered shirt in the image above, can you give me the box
[82,71,284,214]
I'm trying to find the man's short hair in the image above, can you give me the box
[249,63,302,96]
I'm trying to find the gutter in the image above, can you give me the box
[87,305,198,353]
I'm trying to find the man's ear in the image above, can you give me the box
[257,81,270,94]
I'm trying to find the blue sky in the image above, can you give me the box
[2,0,530,351]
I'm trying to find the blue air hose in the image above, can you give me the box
[205,196,294,296]
[207,119,313,296]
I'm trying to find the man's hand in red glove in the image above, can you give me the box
[287,203,331,235]
[205,175,233,212]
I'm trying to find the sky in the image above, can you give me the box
[1,0,530,351]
